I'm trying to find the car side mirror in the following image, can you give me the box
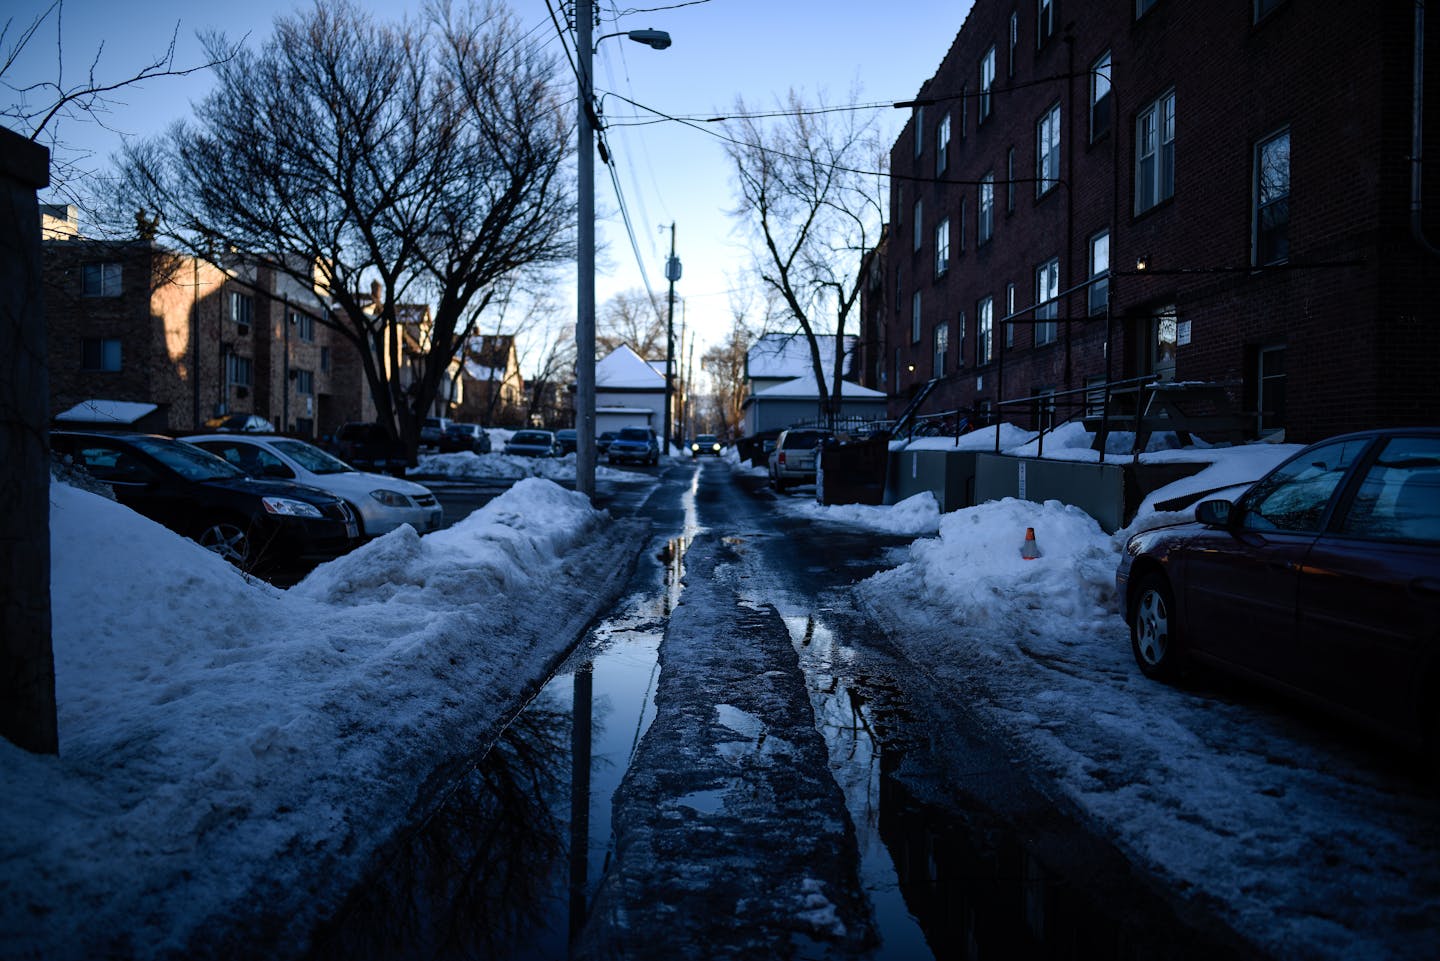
[1195,499,1233,527]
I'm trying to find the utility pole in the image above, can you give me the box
[662,222,681,454]
[575,0,597,497]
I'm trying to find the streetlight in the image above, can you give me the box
[576,4,671,498]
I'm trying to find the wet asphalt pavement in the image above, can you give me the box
[307,459,1261,960]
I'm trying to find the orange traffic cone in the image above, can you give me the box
[1021,527,1040,560]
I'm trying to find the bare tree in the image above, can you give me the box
[700,316,752,438]
[117,0,574,457]
[597,287,666,359]
[723,90,886,426]
[1,0,238,219]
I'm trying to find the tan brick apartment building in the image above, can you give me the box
[875,0,1440,444]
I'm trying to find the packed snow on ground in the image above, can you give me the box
[413,450,642,482]
[810,443,1440,961]
[1,477,641,960]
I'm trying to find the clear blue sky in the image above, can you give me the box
[6,0,972,368]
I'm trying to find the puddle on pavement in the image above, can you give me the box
[307,479,701,961]
[778,608,1236,961]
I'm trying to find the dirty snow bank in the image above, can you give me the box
[1,478,644,960]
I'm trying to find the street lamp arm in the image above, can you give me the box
[594,28,672,52]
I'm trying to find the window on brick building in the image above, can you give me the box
[291,310,315,342]
[935,218,951,276]
[911,291,923,344]
[81,337,122,371]
[959,199,967,254]
[1009,11,1019,75]
[1255,345,1286,431]
[1089,231,1110,315]
[913,199,923,251]
[1005,282,1016,348]
[1037,0,1054,47]
[81,262,122,297]
[320,346,331,372]
[1036,104,1060,197]
[1136,90,1176,213]
[980,47,996,122]
[1254,128,1290,266]
[295,369,314,395]
[1007,147,1016,212]
[933,322,949,377]
[978,296,994,365]
[936,113,951,174]
[958,310,967,367]
[1136,0,1159,17]
[914,105,925,157]
[1090,51,1112,143]
[226,353,253,387]
[979,173,995,244]
[1035,257,1059,345]
[230,291,255,329]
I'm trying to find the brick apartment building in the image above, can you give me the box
[876,0,1440,444]
[43,232,371,438]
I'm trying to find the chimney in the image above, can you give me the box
[370,279,383,311]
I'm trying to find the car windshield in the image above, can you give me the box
[134,436,242,481]
[618,428,650,441]
[698,435,717,444]
[512,432,550,444]
[273,439,353,475]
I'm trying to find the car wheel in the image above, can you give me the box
[1131,572,1183,681]
[197,518,254,569]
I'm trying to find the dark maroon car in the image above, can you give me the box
[1117,428,1440,752]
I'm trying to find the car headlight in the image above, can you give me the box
[369,489,412,508]
[711,444,721,452]
[690,443,699,451]
[261,496,323,517]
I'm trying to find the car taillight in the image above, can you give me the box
[777,452,786,465]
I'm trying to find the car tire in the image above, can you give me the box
[1130,571,1183,682]
[197,518,255,569]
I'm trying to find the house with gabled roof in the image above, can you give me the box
[594,344,667,434]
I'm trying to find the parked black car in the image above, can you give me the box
[333,422,409,476]
[438,423,492,454]
[52,431,362,577]
[1117,428,1440,754]
[555,428,578,455]
[420,416,452,449]
[597,431,619,454]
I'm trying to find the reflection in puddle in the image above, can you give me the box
[781,607,1226,961]
[308,483,702,960]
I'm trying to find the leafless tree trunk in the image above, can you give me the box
[117,0,574,459]
[723,90,886,427]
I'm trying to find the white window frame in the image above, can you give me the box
[978,296,994,365]
[935,217,951,276]
[936,113,951,174]
[230,291,255,328]
[1253,127,1291,266]
[1088,231,1110,316]
[1005,283,1017,348]
[1035,257,1059,345]
[1136,90,1176,213]
[1090,51,1112,143]
[1037,0,1054,47]
[934,322,949,377]
[81,262,123,298]
[226,353,254,388]
[295,368,314,396]
[979,173,995,244]
[1036,103,1061,197]
[292,310,315,342]
[980,47,996,122]
[1009,11,1019,76]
